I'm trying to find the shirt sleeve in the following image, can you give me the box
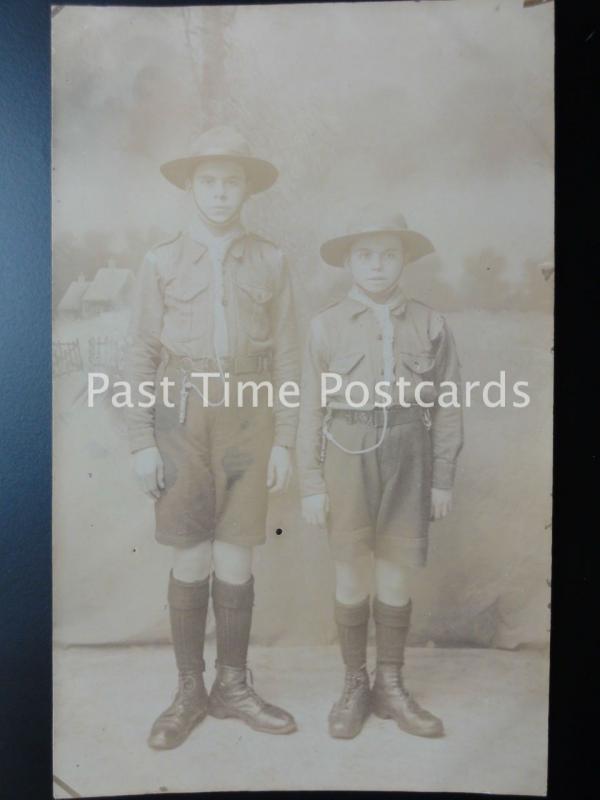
[297,316,328,497]
[430,314,464,489]
[124,252,164,453]
[269,254,300,448]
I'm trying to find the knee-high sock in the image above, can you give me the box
[335,598,370,670]
[168,569,210,674]
[212,574,254,668]
[373,597,412,667]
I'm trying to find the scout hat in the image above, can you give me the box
[320,209,435,267]
[160,125,278,194]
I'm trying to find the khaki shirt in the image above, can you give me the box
[126,229,299,453]
[297,288,464,496]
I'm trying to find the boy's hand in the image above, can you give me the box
[431,487,453,520]
[302,494,329,527]
[133,446,165,500]
[267,445,292,494]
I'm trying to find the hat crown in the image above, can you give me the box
[189,125,252,160]
[344,208,409,238]
[320,206,434,267]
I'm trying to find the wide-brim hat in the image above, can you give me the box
[320,210,435,267]
[160,125,278,194]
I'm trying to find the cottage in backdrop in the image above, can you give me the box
[82,259,134,317]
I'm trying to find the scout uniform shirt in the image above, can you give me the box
[297,285,464,499]
[126,219,299,454]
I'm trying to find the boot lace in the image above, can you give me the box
[167,673,201,716]
[339,669,367,709]
[388,668,421,712]
[375,665,421,713]
[241,666,269,709]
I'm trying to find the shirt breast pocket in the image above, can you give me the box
[235,278,274,342]
[329,352,366,376]
[401,352,437,403]
[328,352,366,401]
[164,274,210,343]
[402,353,436,376]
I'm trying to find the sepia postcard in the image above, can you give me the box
[51,1,554,796]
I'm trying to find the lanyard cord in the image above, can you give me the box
[322,297,393,456]
[322,404,389,455]
[180,351,228,410]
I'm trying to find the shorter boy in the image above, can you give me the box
[297,209,463,739]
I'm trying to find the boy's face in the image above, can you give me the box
[190,158,248,224]
[346,233,405,299]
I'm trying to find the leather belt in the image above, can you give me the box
[163,350,272,375]
[330,405,426,427]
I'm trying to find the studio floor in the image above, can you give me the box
[53,644,548,797]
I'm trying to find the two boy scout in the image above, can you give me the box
[127,126,299,748]
[128,124,463,748]
[298,210,463,739]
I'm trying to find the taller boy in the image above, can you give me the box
[127,126,299,748]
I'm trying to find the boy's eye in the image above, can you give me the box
[383,250,401,261]
[226,178,241,187]
[199,176,214,185]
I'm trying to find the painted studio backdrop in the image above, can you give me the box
[52,2,553,651]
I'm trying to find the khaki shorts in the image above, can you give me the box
[154,363,274,549]
[323,407,432,566]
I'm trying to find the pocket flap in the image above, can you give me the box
[165,270,210,301]
[237,281,273,304]
[329,352,365,375]
[402,354,435,374]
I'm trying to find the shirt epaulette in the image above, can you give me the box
[316,296,345,315]
[151,231,182,251]
[246,231,274,246]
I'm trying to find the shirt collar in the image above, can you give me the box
[344,284,408,319]
[186,217,246,263]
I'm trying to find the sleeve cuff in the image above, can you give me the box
[300,468,326,497]
[274,425,297,449]
[432,458,456,490]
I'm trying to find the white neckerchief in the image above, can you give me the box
[189,216,245,359]
[349,285,401,383]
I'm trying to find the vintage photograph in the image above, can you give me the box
[51,1,554,796]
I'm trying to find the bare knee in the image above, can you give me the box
[375,558,411,606]
[213,541,253,584]
[172,541,212,582]
[335,555,372,605]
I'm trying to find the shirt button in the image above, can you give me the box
[377,334,383,340]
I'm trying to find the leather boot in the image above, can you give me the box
[209,664,297,734]
[208,575,297,734]
[372,597,444,738]
[328,667,370,739]
[328,598,371,739]
[148,571,210,750]
[148,670,209,749]
[371,664,444,737]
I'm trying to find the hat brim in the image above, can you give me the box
[160,155,278,194]
[320,228,435,267]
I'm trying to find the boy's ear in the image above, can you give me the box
[184,176,192,191]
